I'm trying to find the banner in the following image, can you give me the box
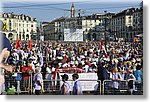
[64,29,83,42]
[59,73,98,91]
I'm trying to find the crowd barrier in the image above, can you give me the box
[3,73,143,95]
[42,79,101,95]
[102,80,143,95]
[4,73,33,95]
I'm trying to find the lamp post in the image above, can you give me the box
[104,11,107,52]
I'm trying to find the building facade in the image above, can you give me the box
[42,3,115,41]
[132,7,143,37]
[82,13,114,41]
[42,3,143,42]
[0,12,37,41]
[43,17,65,41]
[110,7,143,42]
[42,13,114,41]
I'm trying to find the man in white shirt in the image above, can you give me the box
[110,67,122,95]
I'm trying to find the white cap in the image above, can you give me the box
[57,56,63,59]
[85,65,89,69]
[62,63,68,67]
[52,67,55,72]
[81,61,85,65]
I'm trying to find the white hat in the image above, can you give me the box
[70,61,74,65]
[57,56,63,59]
[103,58,108,61]
[84,65,89,69]
[75,61,78,65]
[81,61,85,65]
[52,67,55,72]
[35,63,40,67]
[88,68,93,72]
[132,58,136,63]
[92,62,97,66]
[80,55,85,59]
[62,63,68,67]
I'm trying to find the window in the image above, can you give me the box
[9,22,11,27]
[85,29,87,32]
[4,14,7,18]
[8,14,11,18]
[128,19,131,23]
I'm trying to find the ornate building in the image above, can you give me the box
[110,7,143,42]
[0,12,37,41]
[42,3,114,41]
[42,3,143,42]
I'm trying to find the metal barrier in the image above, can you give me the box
[4,74,143,95]
[102,80,143,95]
[4,73,33,95]
[134,80,143,95]
[42,79,101,95]
[42,79,61,95]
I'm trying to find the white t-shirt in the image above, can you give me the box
[46,67,52,74]
[13,52,19,60]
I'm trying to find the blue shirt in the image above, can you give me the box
[134,70,143,81]
[33,73,43,90]
[110,72,122,89]
[72,80,83,95]
[61,82,70,95]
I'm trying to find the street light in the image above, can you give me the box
[104,10,107,52]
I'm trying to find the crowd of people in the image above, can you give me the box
[1,39,143,95]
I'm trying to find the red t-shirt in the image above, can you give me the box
[22,66,33,80]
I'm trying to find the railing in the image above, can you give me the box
[4,72,33,95]
[42,79,101,95]
[3,73,143,95]
[102,80,143,95]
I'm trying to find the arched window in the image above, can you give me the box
[26,34,29,40]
